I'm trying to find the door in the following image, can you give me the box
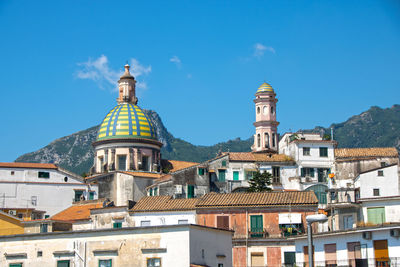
[367,207,385,224]
[343,215,353,229]
[374,240,389,267]
[233,171,239,181]
[324,243,337,267]
[250,215,263,237]
[251,252,264,267]
[347,242,361,267]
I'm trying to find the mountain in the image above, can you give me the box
[15,105,400,175]
[15,109,252,175]
[303,105,400,150]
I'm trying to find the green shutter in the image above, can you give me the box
[57,260,70,267]
[222,160,227,167]
[113,222,122,228]
[10,264,23,267]
[89,191,94,200]
[219,170,226,182]
[233,171,239,181]
[250,215,263,237]
[198,168,204,175]
[301,168,305,177]
[99,259,112,267]
[149,188,153,196]
[284,252,296,264]
[367,207,385,224]
[188,185,195,198]
[310,168,315,177]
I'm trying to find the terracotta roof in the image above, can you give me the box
[0,162,58,169]
[161,159,199,173]
[228,152,294,162]
[196,191,318,208]
[120,171,162,179]
[335,147,398,159]
[130,196,198,212]
[51,201,104,222]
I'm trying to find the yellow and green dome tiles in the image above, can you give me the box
[256,82,274,93]
[97,103,157,141]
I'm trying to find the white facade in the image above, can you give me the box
[360,197,400,224]
[294,225,400,264]
[0,164,97,216]
[132,210,196,226]
[0,224,232,267]
[355,164,399,199]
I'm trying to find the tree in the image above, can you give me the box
[247,171,272,192]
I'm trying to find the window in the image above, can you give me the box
[57,260,70,267]
[303,147,310,156]
[153,187,158,196]
[142,156,149,171]
[38,171,50,178]
[381,162,387,167]
[149,188,153,196]
[37,251,43,257]
[257,134,261,147]
[250,215,263,237]
[141,220,151,227]
[257,106,260,114]
[317,168,330,183]
[343,215,353,230]
[245,170,256,180]
[319,147,328,157]
[271,106,274,114]
[264,133,269,148]
[74,190,84,202]
[17,213,23,219]
[378,170,384,176]
[217,216,229,230]
[178,219,188,224]
[367,207,385,224]
[373,188,380,196]
[272,167,280,184]
[117,155,127,171]
[147,258,161,267]
[221,160,227,167]
[10,264,23,267]
[40,223,48,233]
[187,185,195,198]
[233,171,239,181]
[301,168,315,177]
[263,106,268,115]
[64,177,68,182]
[11,171,15,175]
[113,222,122,228]
[99,259,112,267]
[218,170,226,182]
[272,133,276,147]
[218,264,224,267]
[89,191,95,200]
[198,168,205,175]
[305,184,328,204]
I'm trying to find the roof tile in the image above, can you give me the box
[335,147,398,159]
[131,196,198,212]
[0,162,58,169]
[51,201,104,222]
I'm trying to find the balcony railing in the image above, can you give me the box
[293,257,400,267]
[249,228,269,238]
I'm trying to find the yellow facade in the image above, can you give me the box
[0,212,24,236]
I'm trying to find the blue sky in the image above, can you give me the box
[0,0,399,162]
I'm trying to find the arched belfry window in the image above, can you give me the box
[263,106,268,115]
[271,106,274,114]
[272,133,276,147]
[264,133,270,148]
[257,134,261,147]
[257,107,260,114]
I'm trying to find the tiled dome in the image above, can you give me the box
[256,82,274,93]
[96,103,157,141]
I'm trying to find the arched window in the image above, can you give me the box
[264,133,269,148]
[272,133,276,147]
[305,184,328,204]
[271,106,274,114]
[257,134,261,147]
[263,106,268,115]
[257,107,260,114]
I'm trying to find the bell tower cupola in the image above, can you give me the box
[117,64,138,105]
[251,82,279,153]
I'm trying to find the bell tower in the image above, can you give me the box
[117,64,138,104]
[251,82,279,153]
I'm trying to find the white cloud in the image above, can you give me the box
[170,55,182,68]
[253,43,275,58]
[76,55,151,91]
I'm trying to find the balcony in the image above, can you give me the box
[248,228,269,238]
[326,188,360,209]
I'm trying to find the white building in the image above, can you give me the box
[130,195,197,226]
[0,162,97,216]
[355,164,399,199]
[293,224,400,266]
[0,224,233,267]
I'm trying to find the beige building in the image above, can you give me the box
[0,224,232,267]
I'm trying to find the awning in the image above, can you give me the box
[279,213,302,224]
[209,170,215,173]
